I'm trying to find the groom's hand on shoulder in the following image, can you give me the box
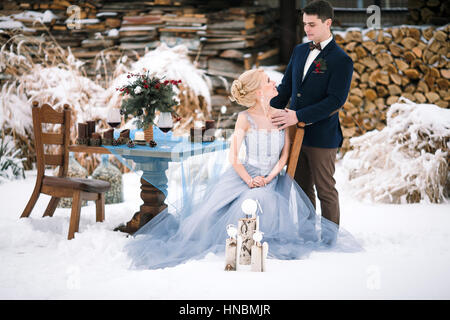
[270,108,300,130]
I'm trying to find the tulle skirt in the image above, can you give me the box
[125,163,361,270]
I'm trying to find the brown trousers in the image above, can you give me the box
[294,145,340,226]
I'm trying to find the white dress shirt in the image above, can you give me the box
[302,34,333,82]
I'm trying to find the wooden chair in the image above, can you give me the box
[20,102,111,240]
[286,125,305,179]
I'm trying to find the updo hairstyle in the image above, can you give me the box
[229,69,265,107]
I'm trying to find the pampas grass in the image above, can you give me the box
[342,97,450,204]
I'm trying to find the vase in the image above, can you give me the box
[92,154,123,204]
[144,124,153,142]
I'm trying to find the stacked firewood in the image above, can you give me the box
[407,0,450,25]
[200,7,279,78]
[0,1,279,99]
[337,24,450,153]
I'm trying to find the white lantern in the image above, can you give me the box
[226,224,237,239]
[253,231,264,245]
[241,199,258,217]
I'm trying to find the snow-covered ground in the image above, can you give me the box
[1,162,449,300]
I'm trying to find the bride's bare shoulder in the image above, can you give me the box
[235,111,250,131]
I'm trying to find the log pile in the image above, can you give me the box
[407,0,450,25]
[0,1,279,128]
[200,7,279,79]
[337,24,450,153]
[0,2,278,81]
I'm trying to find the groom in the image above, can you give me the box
[270,0,353,241]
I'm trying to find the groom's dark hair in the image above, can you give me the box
[302,0,334,22]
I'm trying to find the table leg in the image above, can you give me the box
[115,158,169,234]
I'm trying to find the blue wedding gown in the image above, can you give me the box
[125,110,361,269]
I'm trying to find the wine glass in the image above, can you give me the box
[107,108,121,139]
[157,112,173,149]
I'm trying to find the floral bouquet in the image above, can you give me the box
[116,71,182,130]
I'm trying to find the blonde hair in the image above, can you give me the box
[229,69,265,107]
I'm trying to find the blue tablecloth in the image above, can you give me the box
[105,127,230,215]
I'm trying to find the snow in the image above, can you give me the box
[259,66,284,86]
[119,26,157,31]
[1,163,449,299]
[0,10,58,32]
[64,19,100,25]
[0,20,29,31]
[11,10,59,24]
[106,28,119,37]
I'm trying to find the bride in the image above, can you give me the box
[125,69,359,269]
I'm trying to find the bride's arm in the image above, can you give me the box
[228,113,254,188]
[264,128,291,183]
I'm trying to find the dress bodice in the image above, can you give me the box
[241,110,285,176]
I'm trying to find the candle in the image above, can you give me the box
[190,127,203,142]
[87,120,96,138]
[78,123,88,138]
[119,129,130,139]
[134,131,145,141]
[103,128,114,139]
[205,120,215,130]
[204,120,216,141]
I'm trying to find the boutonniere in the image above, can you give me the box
[313,58,327,73]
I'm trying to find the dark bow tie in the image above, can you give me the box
[309,42,322,51]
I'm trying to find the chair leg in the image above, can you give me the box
[43,197,60,217]
[68,191,82,240]
[95,193,105,222]
[20,183,41,218]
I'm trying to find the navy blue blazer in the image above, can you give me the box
[270,38,353,148]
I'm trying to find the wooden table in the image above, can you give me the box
[69,137,229,234]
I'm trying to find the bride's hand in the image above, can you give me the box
[253,176,267,187]
[246,177,256,188]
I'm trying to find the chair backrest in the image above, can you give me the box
[286,125,305,179]
[32,101,71,178]
[285,108,341,178]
